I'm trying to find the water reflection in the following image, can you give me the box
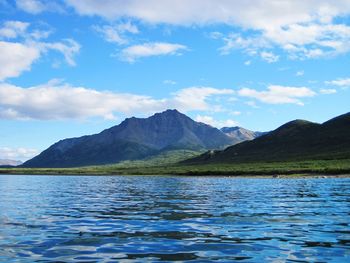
[0,175,350,262]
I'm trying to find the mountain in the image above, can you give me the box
[221,126,265,144]
[0,159,22,166]
[23,109,237,168]
[186,112,350,164]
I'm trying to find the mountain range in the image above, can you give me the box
[0,159,23,167]
[186,112,350,164]
[23,109,262,168]
[221,127,266,144]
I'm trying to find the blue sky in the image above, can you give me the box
[0,0,350,161]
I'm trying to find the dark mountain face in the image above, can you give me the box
[23,109,236,168]
[186,112,350,164]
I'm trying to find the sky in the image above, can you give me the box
[0,0,349,161]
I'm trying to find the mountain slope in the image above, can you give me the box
[186,112,350,164]
[23,109,235,168]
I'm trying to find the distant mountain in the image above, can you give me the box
[23,109,240,168]
[186,112,350,164]
[0,159,22,166]
[221,126,265,144]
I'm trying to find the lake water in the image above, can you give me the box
[0,175,349,262]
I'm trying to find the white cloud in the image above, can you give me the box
[230,111,241,116]
[0,20,51,40]
[16,0,45,14]
[63,1,350,60]
[244,60,251,66]
[0,41,40,81]
[16,0,64,14]
[30,29,51,40]
[278,23,350,59]
[296,70,304,76]
[195,115,216,126]
[173,87,233,112]
[120,42,188,62]
[238,85,316,105]
[0,147,39,161]
[325,78,350,87]
[0,21,29,39]
[0,81,234,120]
[245,101,260,108]
[93,22,139,45]
[0,20,80,80]
[163,80,177,85]
[0,39,80,81]
[195,115,238,128]
[0,81,162,120]
[320,88,337,94]
[65,1,350,28]
[220,119,239,127]
[218,33,268,56]
[40,39,81,66]
[260,51,279,63]
[117,21,139,34]
[266,23,350,47]
[209,31,223,39]
[216,22,350,60]
[65,1,350,60]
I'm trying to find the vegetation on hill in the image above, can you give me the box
[186,112,350,164]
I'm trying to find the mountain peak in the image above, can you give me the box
[163,109,180,114]
[152,109,184,118]
[120,109,186,126]
[221,126,265,143]
[284,119,315,126]
[274,119,319,133]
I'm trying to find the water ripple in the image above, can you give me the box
[0,175,350,262]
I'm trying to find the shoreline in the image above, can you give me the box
[0,171,349,178]
[1,159,350,177]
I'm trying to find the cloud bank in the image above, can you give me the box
[65,0,350,28]
[62,0,350,60]
[0,147,39,161]
[0,80,233,120]
[120,42,188,62]
[238,85,316,106]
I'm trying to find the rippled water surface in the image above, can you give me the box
[0,175,350,262]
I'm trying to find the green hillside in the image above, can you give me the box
[186,112,350,164]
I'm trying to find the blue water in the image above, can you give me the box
[0,175,350,262]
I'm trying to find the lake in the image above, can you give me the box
[0,175,349,262]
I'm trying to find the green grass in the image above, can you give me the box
[109,149,202,168]
[1,158,350,176]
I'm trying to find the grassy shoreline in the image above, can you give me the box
[1,159,350,177]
